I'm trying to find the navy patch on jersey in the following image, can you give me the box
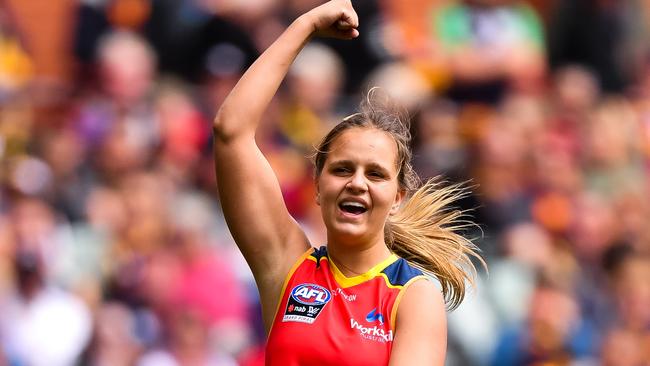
[310,246,328,268]
[381,258,424,287]
[282,283,331,324]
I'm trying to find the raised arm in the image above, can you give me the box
[212,0,359,330]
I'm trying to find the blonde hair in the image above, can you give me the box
[387,179,484,310]
[313,89,484,310]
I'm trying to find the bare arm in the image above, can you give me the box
[212,0,359,330]
[389,280,447,365]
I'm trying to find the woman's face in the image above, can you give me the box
[317,127,404,246]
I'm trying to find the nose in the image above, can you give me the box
[346,171,367,193]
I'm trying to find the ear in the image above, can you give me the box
[315,182,321,206]
[389,188,405,216]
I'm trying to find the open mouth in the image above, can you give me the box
[339,201,368,215]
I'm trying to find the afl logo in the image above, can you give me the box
[291,283,331,305]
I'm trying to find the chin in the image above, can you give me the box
[327,223,371,245]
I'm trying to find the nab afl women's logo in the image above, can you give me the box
[283,283,331,324]
[291,284,331,305]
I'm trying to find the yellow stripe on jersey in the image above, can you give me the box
[270,247,315,326]
[389,275,428,330]
[327,253,400,289]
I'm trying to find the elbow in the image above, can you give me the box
[212,110,227,141]
[212,108,237,144]
[213,102,257,145]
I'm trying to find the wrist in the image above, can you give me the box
[294,13,317,37]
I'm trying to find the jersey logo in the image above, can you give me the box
[282,284,331,324]
[350,318,393,343]
[336,287,357,302]
[291,283,331,305]
[365,308,384,325]
[349,308,392,342]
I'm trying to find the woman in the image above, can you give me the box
[212,1,483,364]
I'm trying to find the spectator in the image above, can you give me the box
[433,0,546,103]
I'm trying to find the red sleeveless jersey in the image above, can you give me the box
[266,246,426,366]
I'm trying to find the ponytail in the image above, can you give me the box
[386,179,484,310]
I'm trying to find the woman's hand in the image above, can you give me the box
[301,0,359,39]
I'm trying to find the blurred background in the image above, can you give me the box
[0,0,649,365]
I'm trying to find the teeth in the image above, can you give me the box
[342,202,365,208]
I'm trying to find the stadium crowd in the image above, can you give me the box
[0,0,648,365]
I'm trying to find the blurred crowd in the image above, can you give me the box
[0,0,649,365]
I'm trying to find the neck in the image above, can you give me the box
[326,235,392,277]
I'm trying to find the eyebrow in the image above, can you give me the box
[328,160,393,175]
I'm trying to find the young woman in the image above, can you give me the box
[212,1,483,364]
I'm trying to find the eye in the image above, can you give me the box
[331,166,351,175]
[367,171,386,179]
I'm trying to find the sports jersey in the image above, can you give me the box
[266,245,427,366]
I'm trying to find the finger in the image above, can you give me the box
[336,28,359,39]
[336,20,352,30]
[339,9,359,29]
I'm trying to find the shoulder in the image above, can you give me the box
[383,259,441,329]
[382,257,425,288]
[397,279,445,322]
[386,259,445,332]
[390,278,447,365]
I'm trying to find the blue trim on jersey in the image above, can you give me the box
[311,246,328,267]
[381,258,424,287]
